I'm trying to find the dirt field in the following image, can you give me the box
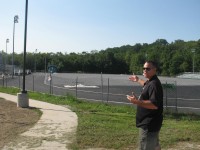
[0,98,41,149]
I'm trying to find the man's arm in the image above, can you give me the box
[127,95,158,109]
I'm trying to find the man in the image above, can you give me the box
[127,61,163,150]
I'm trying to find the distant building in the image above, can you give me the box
[0,52,31,76]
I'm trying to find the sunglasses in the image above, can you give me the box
[143,67,152,71]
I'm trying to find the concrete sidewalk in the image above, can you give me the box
[0,93,78,150]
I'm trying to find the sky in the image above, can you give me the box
[0,0,200,54]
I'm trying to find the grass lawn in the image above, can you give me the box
[1,87,200,149]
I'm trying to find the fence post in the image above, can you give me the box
[49,72,52,94]
[101,72,103,102]
[5,76,7,87]
[175,81,178,113]
[76,77,78,98]
[52,75,53,95]
[2,76,4,87]
[33,75,34,91]
[165,81,168,111]
[18,76,20,89]
[107,78,109,103]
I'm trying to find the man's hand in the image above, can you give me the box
[127,94,158,109]
[129,74,139,82]
[129,74,145,86]
[127,93,139,104]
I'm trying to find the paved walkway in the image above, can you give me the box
[0,93,78,150]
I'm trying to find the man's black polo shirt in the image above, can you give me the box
[136,75,163,132]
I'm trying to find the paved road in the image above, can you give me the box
[2,73,200,114]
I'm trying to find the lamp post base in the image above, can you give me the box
[17,92,29,108]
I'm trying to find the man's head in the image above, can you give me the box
[143,61,157,79]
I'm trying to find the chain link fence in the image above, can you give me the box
[1,73,200,115]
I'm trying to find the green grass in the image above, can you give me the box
[1,86,200,149]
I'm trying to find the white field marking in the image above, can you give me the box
[64,83,98,88]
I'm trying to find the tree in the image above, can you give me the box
[5,39,200,76]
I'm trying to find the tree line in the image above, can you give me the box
[4,39,200,76]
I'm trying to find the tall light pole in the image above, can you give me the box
[6,39,9,73]
[22,0,28,94]
[12,15,19,78]
[18,0,29,108]
[191,49,195,73]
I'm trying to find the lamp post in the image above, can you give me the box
[17,0,29,108]
[22,0,28,94]
[12,15,19,78]
[5,39,9,72]
[191,49,195,73]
